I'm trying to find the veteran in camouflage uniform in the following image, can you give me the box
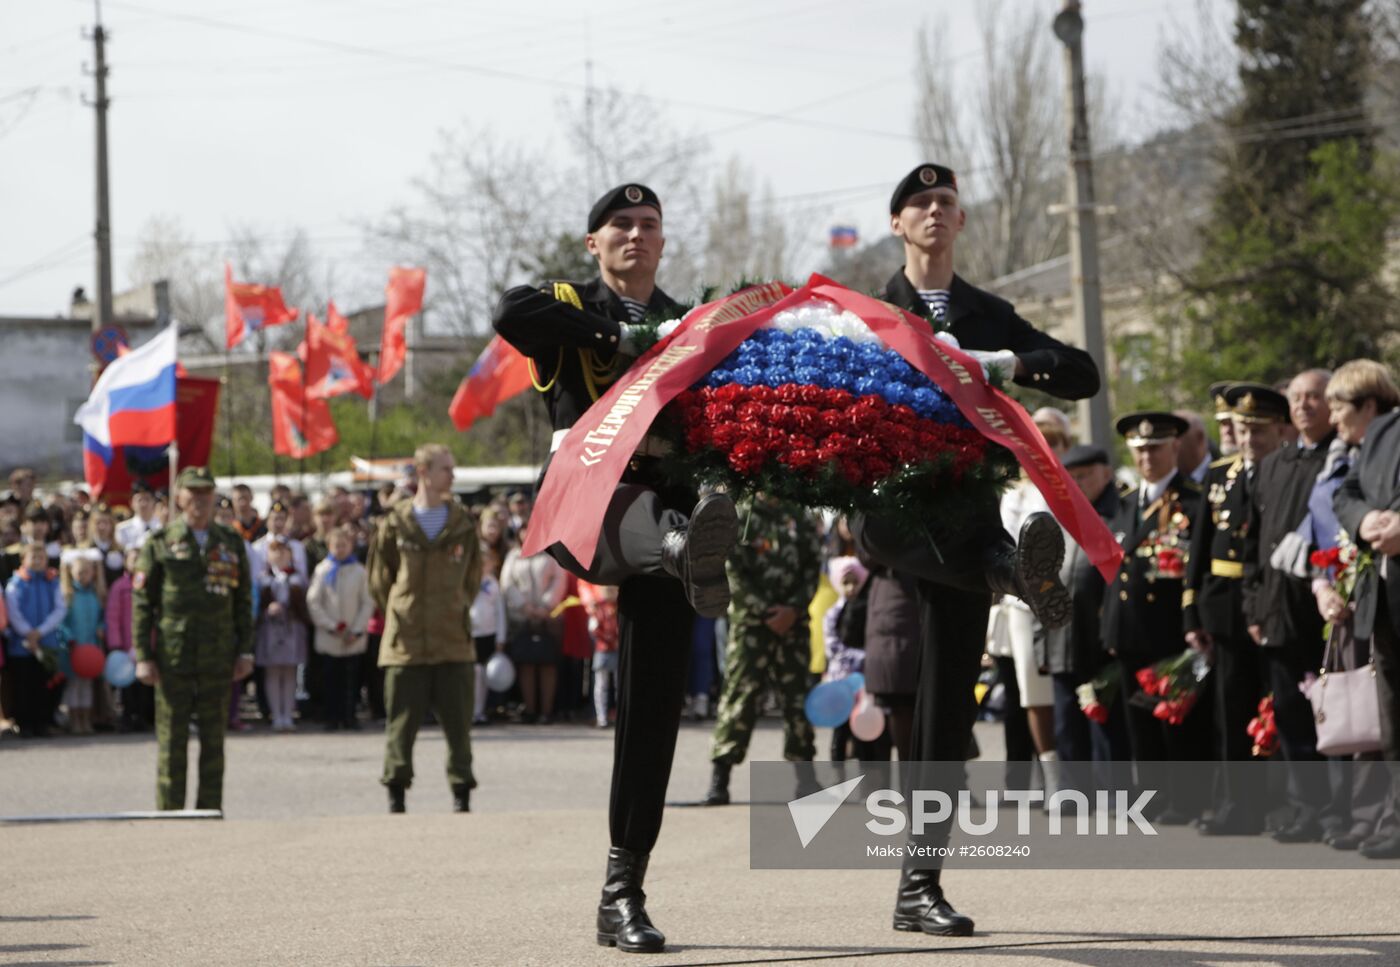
[702,495,823,805]
[133,467,253,812]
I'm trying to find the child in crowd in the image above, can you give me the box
[60,550,106,735]
[579,581,619,729]
[105,546,152,731]
[823,555,886,762]
[255,538,309,732]
[470,546,507,726]
[306,525,373,731]
[4,544,66,737]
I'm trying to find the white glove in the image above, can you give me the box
[934,331,961,349]
[965,349,1017,381]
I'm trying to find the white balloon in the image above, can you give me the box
[485,653,516,692]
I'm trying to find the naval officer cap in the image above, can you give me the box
[587,183,662,233]
[1115,411,1189,448]
[1207,381,1239,421]
[890,163,958,213]
[1223,382,1288,424]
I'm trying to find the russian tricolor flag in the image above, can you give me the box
[75,323,179,460]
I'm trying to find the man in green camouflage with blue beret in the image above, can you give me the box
[133,466,253,812]
[702,494,823,805]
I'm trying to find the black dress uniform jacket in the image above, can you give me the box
[1183,455,1252,642]
[492,276,680,434]
[1046,482,1121,677]
[1101,472,1203,662]
[884,271,1100,401]
[1245,438,1331,649]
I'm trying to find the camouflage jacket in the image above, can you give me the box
[726,496,823,631]
[132,518,253,673]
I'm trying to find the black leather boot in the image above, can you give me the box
[387,783,406,814]
[892,866,974,936]
[596,847,666,953]
[985,512,1071,630]
[660,493,739,619]
[701,761,731,806]
[452,784,471,813]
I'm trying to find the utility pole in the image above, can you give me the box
[1052,1,1111,449]
[85,1,114,340]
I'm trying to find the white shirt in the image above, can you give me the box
[115,515,157,550]
[250,533,308,582]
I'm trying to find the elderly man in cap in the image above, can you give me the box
[848,162,1100,938]
[1103,412,1211,824]
[493,183,738,954]
[133,467,253,812]
[1209,382,1240,457]
[1048,444,1129,773]
[1185,383,1288,835]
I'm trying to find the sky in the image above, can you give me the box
[1,0,1233,319]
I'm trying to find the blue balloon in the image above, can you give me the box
[839,672,865,696]
[804,681,856,729]
[104,649,136,687]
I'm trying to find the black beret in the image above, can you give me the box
[1062,444,1110,469]
[587,183,661,233]
[1224,382,1288,424]
[1115,411,1189,446]
[890,163,958,213]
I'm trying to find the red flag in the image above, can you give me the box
[304,306,374,400]
[225,263,299,349]
[377,266,425,384]
[327,301,350,334]
[84,376,221,503]
[268,351,338,459]
[448,336,533,431]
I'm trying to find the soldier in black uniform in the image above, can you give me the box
[493,183,737,955]
[1185,384,1289,834]
[1102,412,1211,823]
[851,164,1101,938]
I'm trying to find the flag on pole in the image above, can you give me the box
[828,225,859,249]
[326,300,351,334]
[268,351,338,459]
[75,323,179,451]
[225,263,298,349]
[304,306,374,400]
[377,266,425,385]
[448,336,533,431]
[82,377,221,502]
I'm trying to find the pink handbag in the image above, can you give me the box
[1308,617,1383,757]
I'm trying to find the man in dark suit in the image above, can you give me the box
[1334,405,1400,860]
[1185,383,1288,835]
[852,163,1101,939]
[1246,369,1336,843]
[1102,412,1210,824]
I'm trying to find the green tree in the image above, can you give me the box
[1178,0,1399,385]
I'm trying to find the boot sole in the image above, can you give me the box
[892,913,975,937]
[1015,513,1071,630]
[686,494,739,618]
[596,932,666,953]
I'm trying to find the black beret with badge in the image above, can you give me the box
[890,163,958,213]
[1223,382,1288,424]
[587,183,662,233]
[1115,411,1189,447]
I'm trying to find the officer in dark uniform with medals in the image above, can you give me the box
[493,183,737,955]
[852,163,1101,939]
[1185,383,1288,835]
[1208,382,1240,456]
[1102,413,1210,824]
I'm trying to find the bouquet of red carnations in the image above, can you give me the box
[1246,694,1279,757]
[1075,661,1122,724]
[1132,649,1211,725]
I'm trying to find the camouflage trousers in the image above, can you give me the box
[710,623,815,765]
[155,669,233,811]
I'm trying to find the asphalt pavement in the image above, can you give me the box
[3,718,1399,966]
